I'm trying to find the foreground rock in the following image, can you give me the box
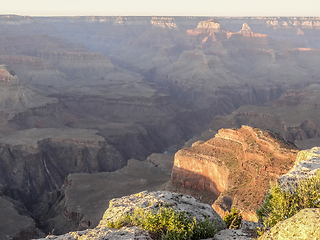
[38,226,152,240]
[213,220,263,240]
[259,208,320,240]
[172,126,298,221]
[35,191,226,240]
[278,147,320,189]
[100,190,226,231]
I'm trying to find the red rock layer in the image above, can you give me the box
[171,126,298,221]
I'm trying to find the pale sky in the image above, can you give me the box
[2,0,320,17]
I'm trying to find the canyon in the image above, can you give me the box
[0,15,320,239]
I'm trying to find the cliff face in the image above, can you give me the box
[0,128,125,225]
[171,126,298,221]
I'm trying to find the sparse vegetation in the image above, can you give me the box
[106,206,217,240]
[257,170,320,228]
[223,207,242,229]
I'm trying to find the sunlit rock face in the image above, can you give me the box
[171,126,298,221]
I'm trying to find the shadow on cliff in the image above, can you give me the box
[171,166,223,204]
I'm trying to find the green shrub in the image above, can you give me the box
[106,206,217,240]
[257,169,320,228]
[223,207,242,229]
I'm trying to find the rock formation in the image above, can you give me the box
[259,208,320,240]
[213,219,263,240]
[278,147,320,189]
[171,126,298,221]
[0,65,58,114]
[35,191,226,240]
[238,23,268,38]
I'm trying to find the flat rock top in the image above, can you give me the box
[0,128,105,147]
[259,208,320,240]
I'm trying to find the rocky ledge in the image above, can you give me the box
[35,191,226,240]
[278,147,320,190]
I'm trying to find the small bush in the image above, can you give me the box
[257,170,320,228]
[106,206,217,240]
[223,207,242,229]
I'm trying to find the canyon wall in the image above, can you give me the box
[171,126,298,221]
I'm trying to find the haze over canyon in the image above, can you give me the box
[0,15,320,239]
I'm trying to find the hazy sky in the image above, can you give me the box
[2,0,320,16]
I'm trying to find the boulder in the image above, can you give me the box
[259,208,320,239]
[204,220,263,240]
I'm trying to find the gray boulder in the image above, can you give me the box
[278,147,320,190]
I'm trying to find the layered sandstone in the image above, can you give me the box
[171,126,298,221]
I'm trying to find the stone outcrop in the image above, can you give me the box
[171,126,298,221]
[100,190,226,231]
[238,23,268,38]
[35,226,152,240]
[213,219,263,240]
[259,208,320,240]
[35,191,226,240]
[278,147,320,189]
